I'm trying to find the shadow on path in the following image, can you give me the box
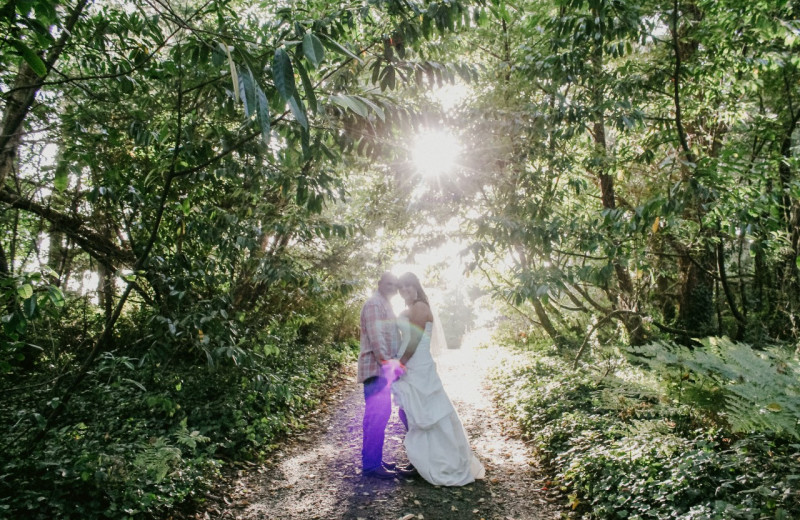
[196,330,561,520]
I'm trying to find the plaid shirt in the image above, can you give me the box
[358,291,399,383]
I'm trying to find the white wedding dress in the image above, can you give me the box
[392,316,485,486]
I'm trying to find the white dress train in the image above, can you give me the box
[392,317,485,486]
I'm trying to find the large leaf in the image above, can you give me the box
[272,47,298,103]
[54,159,69,192]
[255,83,271,144]
[11,40,47,77]
[318,34,363,64]
[47,286,65,308]
[238,66,256,117]
[17,284,34,299]
[23,296,37,319]
[288,95,308,129]
[295,60,318,114]
[302,33,325,68]
[330,94,369,118]
[273,48,307,128]
[220,42,239,104]
[355,96,385,122]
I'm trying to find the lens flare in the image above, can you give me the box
[411,129,461,178]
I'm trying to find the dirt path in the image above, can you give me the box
[195,332,561,520]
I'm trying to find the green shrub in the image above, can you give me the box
[491,339,800,519]
[0,314,358,519]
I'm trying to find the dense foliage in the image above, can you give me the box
[449,0,800,348]
[2,0,800,517]
[1,0,480,516]
[491,326,800,519]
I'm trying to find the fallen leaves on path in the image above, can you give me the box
[189,330,562,520]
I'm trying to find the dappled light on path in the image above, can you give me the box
[203,327,559,520]
[438,329,561,517]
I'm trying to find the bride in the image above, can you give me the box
[391,272,485,486]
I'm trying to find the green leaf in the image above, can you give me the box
[255,83,271,144]
[54,160,68,192]
[273,47,298,103]
[371,58,382,85]
[17,284,33,299]
[300,126,311,158]
[23,296,37,318]
[302,33,325,68]
[318,34,363,64]
[123,378,146,391]
[47,286,65,308]
[239,66,256,117]
[380,65,396,91]
[355,96,385,122]
[11,41,47,77]
[220,42,239,104]
[330,94,368,118]
[295,60,318,114]
[288,95,308,129]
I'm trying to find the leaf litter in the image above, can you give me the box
[185,331,561,519]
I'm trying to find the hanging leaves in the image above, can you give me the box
[273,47,308,129]
[330,94,369,118]
[255,84,271,144]
[220,42,239,104]
[10,40,48,77]
[54,159,69,192]
[295,60,318,114]
[318,33,363,64]
[302,33,325,68]
[273,47,296,102]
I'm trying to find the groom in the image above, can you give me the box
[358,272,403,479]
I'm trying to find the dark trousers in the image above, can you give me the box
[399,407,408,431]
[362,375,391,472]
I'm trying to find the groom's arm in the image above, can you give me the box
[363,301,392,365]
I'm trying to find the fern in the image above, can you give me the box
[174,417,210,449]
[627,338,800,439]
[133,438,182,483]
[130,419,210,484]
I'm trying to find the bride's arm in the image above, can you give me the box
[398,302,434,365]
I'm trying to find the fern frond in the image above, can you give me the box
[627,338,800,439]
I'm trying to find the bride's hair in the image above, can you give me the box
[398,272,430,306]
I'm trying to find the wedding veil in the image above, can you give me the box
[429,305,447,359]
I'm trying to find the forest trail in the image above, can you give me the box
[195,332,561,520]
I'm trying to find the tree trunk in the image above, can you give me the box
[717,239,745,339]
[0,65,40,188]
[0,0,90,188]
[677,251,715,336]
[47,231,67,286]
[531,297,561,345]
[778,116,800,318]
[97,261,114,324]
[589,33,646,345]
[670,0,717,337]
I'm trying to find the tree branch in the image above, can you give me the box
[0,0,91,188]
[0,187,135,268]
[671,0,697,165]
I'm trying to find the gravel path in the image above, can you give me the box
[194,332,561,520]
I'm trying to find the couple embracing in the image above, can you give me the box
[358,271,485,486]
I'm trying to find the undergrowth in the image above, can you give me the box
[0,314,358,519]
[490,335,800,519]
